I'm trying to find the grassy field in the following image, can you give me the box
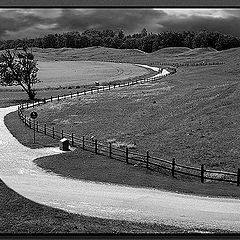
[37,61,150,89]
[0,47,157,107]
[5,46,240,176]
[21,46,240,173]
[0,60,151,90]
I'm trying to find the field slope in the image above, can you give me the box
[22,47,240,173]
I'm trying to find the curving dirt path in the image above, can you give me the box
[1,66,240,232]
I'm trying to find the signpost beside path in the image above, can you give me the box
[30,111,38,143]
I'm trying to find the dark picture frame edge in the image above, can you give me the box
[1,0,240,7]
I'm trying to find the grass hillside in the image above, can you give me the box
[27,46,225,65]
[31,46,146,62]
[0,46,233,64]
[150,47,191,55]
[22,46,240,173]
[30,46,222,64]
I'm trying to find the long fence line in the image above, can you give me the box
[158,62,224,67]
[104,60,224,67]
[17,70,240,186]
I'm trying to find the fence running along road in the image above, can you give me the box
[17,69,240,186]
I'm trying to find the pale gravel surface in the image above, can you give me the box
[1,65,240,232]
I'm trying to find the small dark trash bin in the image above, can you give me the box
[95,81,99,86]
[59,138,70,151]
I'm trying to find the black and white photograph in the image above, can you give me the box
[1,4,240,238]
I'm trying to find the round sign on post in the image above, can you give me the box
[30,111,38,144]
[30,111,38,119]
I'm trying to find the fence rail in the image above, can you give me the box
[16,70,240,186]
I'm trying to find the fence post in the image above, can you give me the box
[126,147,129,164]
[51,96,53,102]
[33,101,34,108]
[201,164,205,183]
[172,158,176,177]
[237,168,240,186]
[108,84,110,90]
[82,136,85,150]
[27,102,29,108]
[61,129,64,139]
[114,84,116,89]
[71,92,72,98]
[43,98,46,104]
[109,142,112,158]
[77,91,79,96]
[84,89,86,95]
[36,121,39,132]
[103,86,104,91]
[72,133,74,146]
[95,139,98,154]
[44,124,46,135]
[58,95,60,101]
[91,88,93,94]
[52,127,55,139]
[146,151,149,169]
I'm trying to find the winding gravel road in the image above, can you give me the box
[1,65,240,232]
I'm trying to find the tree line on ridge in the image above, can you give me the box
[1,28,240,52]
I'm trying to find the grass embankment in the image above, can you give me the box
[22,58,240,173]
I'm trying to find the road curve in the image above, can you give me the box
[1,67,240,232]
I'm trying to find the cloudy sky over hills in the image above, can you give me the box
[1,8,240,39]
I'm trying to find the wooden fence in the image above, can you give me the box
[94,59,224,67]
[16,71,240,186]
[156,62,224,67]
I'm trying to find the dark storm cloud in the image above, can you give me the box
[1,9,240,39]
[0,9,58,38]
[55,9,166,33]
[157,14,240,36]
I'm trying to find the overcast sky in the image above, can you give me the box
[1,8,240,40]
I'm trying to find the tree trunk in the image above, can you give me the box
[27,85,36,100]
[28,90,36,100]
